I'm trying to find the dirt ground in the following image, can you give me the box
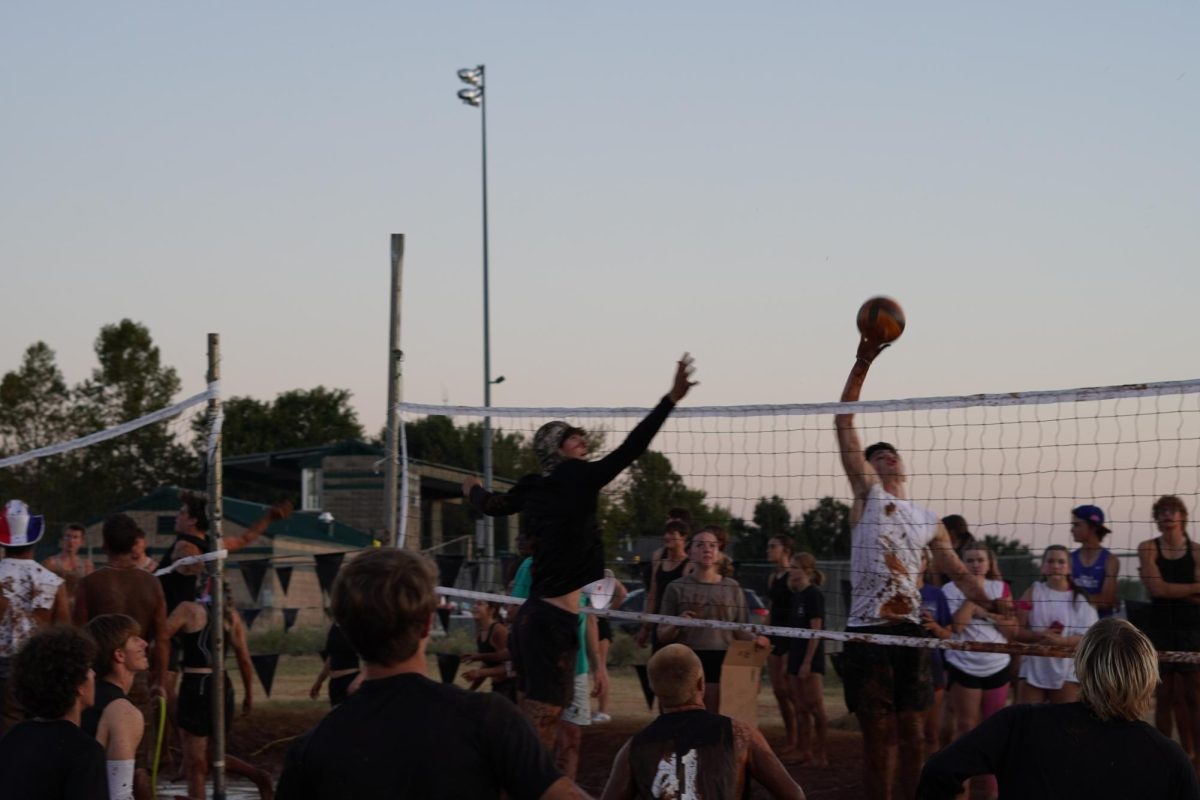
[213,653,873,798]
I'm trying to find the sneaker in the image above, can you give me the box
[592,712,612,723]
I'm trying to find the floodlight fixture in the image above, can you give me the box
[458,87,482,107]
[458,66,483,86]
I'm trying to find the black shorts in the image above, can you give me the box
[787,637,826,676]
[945,662,1009,691]
[178,673,233,737]
[511,597,579,707]
[770,636,790,657]
[597,617,613,643]
[842,622,932,721]
[695,650,725,684]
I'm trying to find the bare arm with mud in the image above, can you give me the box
[735,720,806,799]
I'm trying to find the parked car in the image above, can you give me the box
[615,587,769,634]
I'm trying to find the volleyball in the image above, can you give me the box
[856,296,906,344]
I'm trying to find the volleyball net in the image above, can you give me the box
[401,377,1200,654]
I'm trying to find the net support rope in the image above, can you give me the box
[0,380,221,470]
[435,586,1200,664]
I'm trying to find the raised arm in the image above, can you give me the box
[465,477,528,517]
[586,355,696,487]
[225,500,293,554]
[929,525,990,608]
[835,336,892,515]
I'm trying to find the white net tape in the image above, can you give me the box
[0,381,220,470]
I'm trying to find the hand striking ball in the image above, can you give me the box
[856,296,906,344]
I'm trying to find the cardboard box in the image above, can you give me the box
[718,640,769,726]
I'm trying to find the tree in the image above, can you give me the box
[72,320,195,513]
[206,387,365,458]
[731,495,792,561]
[0,342,76,518]
[795,496,852,558]
[602,449,733,553]
[982,535,1031,557]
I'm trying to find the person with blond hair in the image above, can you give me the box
[918,617,1200,799]
[600,644,805,800]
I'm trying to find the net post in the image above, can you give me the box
[207,332,227,800]
[385,234,405,547]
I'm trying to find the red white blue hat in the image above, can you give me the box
[0,500,46,546]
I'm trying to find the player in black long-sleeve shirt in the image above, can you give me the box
[464,354,696,749]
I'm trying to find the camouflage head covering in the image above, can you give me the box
[534,420,573,475]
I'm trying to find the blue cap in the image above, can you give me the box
[1072,504,1111,534]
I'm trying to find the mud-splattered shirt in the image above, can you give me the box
[847,484,938,628]
[0,559,63,658]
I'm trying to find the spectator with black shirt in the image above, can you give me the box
[276,548,586,800]
[464,355,696,748]
[0,625,109,799]
[918,617,1200,800]
[601,644,804,800]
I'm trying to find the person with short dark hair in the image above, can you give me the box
[635,519,690,651]
[42,523,94,616]
[277,548,587,800]
[1070,504,1120,617]
[601,644,805,800]
[463,356,696,749]
[82,614,151,800]
[73,514,169,698]
[0,626,109,799]
[0,499,69,734]
[917,618,1200,799]
[835,343,990,800]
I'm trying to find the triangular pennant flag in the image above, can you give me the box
[436,653,461,684]
[634,664,656,710]
[435,555,464,588]
[436,607,452,633]
[251,653,280,697]
[240,560,268,601]
[283,608,298,633]
[314,552,345,595]
[240,608,262,631]
[275,566,293,595]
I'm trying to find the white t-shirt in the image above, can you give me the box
[847,484,939,628]
[1018,581,1098,690]
[944,578,1011,678]
[0,559,63,658]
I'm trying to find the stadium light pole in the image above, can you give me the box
[457,64,496,562]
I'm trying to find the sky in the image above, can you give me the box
[3,2,1198,442]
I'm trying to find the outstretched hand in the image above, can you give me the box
[269,500,294,521]
[856,336,891,366]
[462,477,483,498]
[668,353,698,403]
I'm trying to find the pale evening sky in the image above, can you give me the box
[3,2,1197,443]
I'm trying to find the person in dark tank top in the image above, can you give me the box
[82,613,151,800]
[635,519,690,653]
[600,644,805,800]
[1137,495,1200,765]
